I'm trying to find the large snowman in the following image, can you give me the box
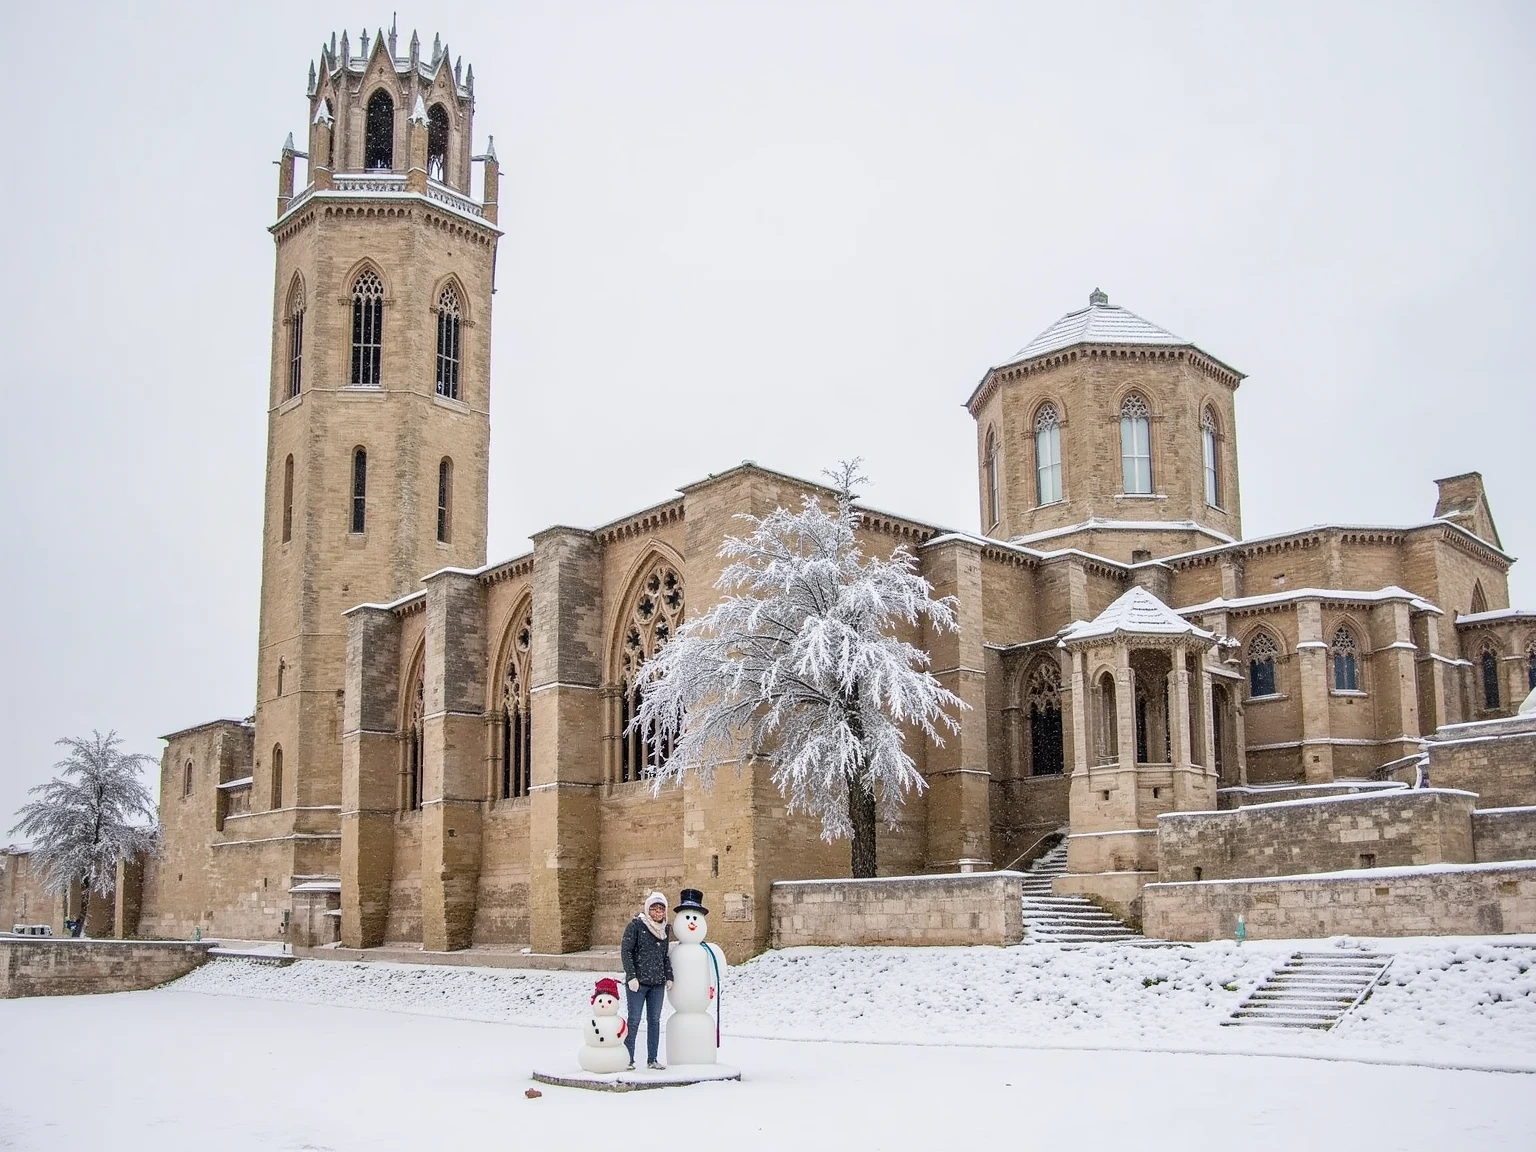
[577,977,631,1074]
[666,888,727,1066]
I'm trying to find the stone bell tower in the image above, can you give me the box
[251,22,501,872]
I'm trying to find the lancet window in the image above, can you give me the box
[1202,407,1220,508]
[287,279,305,399]
[1093,671,1118,765]
[1120,393,1152,494]
[271,745,284,810]
[1247,631,1279,697]
[983,427,999,529]
[1331,626,1360,692]
[498,606,533,800]
[350,270,384,387]
[282,455,294,543]
[351,448,367,534]
[1481,648,1501,710]
[427,104,450,182]
[404,661,424,811]
[183,760,193,798]
[437,458,453,544]
[1025,661,1064,776]
[619,563,685,782]
[1036,403,1062,505]
[435,285,461,400]
[364,89,394,170]
[1528,638,1536,691]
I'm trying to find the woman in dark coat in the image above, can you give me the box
[620,890,674,1069]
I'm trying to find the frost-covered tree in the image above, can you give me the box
[10,731,160,935]
[633,462,966,878]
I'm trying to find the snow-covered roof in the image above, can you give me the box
[216,777,254,791]
[1006,291,1189,363]
[1012,517,1236,549]
[1178,586,1442,618]
[1059,586,1215,645]
[1456,608,1536,626]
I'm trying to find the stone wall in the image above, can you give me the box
[1423,714,1536,810]
[0,939,214,998]
[1472,807,1536,863]
[1156,788,1477,882]
[1143,861,1536,942]
[770,872,1024,948]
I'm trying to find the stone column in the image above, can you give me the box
[341,605,402,949]
[420,569,488,952]
[1115,646,1136,772]
[919,538,992,871]
[1296,600,1334,782]
[1170,653,1197,810]
[1372,601,1421,763]
[1067,649,1088,777]
[528,528,605,953]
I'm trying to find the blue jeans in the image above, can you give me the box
[625,982,665,1064]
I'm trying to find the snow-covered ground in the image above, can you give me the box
[172,935,1536,1070]
[2,937,1534,1150]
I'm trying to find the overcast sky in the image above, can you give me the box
[2,1,1532,833]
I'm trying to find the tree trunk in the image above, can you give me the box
[75,884,89,937]
[849,784,877,878]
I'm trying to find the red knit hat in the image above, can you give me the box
[592,977,621,1003]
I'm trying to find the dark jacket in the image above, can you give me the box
[621,915,674,986]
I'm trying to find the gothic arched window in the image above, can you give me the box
[287,278,305,399]
[271,745,284,810]
[276,658,286,698]
[1202,407,1221,508]
[619,563,685,782]
[350,270,384,387]
[1036,403,1062,505]
[183,760,194,798]
[404,660,424,811]
[1094,671,1118,765]
[1248,631,1279,697]
[1482,649,1502,710]
[499,605,532,799]
[282,455,294,543]
[435,284,461,400]
[1025,661,1063,776]
[427,103,450,182]
[983,427,999,529]
[350,448,367,534]
[1119,393,1152,494]
[1528,638,1536,691]
[1471,581,1488,615]
[437,458,453,544]
[1331,626,1360,692]
[365,89,395,170]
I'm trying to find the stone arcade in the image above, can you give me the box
[83,28,1536,959]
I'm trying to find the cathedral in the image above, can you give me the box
[127,27,1535,961]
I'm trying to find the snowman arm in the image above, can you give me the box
[618,1019,628,1040]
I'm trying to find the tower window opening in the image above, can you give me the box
[1331,626,1359,692]
[351,448,368,534]
[350,270,384,387]
[437,458,453,544]
[276,658,286,698]
[1471,581,1488,614]
[1120,393,1152,494]
[435,285,461,400]
[1025,661,1064,776]
[983,427,999,529]
[183,759,194,798]
[1202,407,1221,508]
[1035,403,1062,505]
[427,103,451,183]
[365,89,395,170]
[1527,639,1536,691]
[405,665,424,811]
[287,279,305,399]
[281,454,295,543]
[271,745,284,811]
[1482,649,1501,710]
[1248,632,1278,697]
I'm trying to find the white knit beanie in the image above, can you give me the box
[643,891,667,912]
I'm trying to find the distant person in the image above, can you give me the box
[620,891,673,1070]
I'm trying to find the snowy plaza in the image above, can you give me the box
[4,938,1536,1150]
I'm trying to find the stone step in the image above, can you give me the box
[1226,949,1392,1030]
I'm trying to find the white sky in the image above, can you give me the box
[2,1,1532,832]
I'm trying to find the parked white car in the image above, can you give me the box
[9,924,53,936]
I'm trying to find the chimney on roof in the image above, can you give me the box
[1089,287,1109,306]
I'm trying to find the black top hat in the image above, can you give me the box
[674,888,708,916]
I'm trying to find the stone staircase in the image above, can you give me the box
[1020,841,1145,945]
[1223,950,1393,1029]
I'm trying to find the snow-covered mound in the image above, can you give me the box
[171,937,1536,1070]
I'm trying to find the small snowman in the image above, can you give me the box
[666,888,727,1066]
[577,977,631,1074]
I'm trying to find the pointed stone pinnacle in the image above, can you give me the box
[283,131,296,153]
[409,94,429,125]
[484,134,496,162]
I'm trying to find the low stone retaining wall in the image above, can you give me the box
[0,938,215,998]
[1143,861,1536,942]
[770,871,1025,948]
[1472,806,1536,863]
